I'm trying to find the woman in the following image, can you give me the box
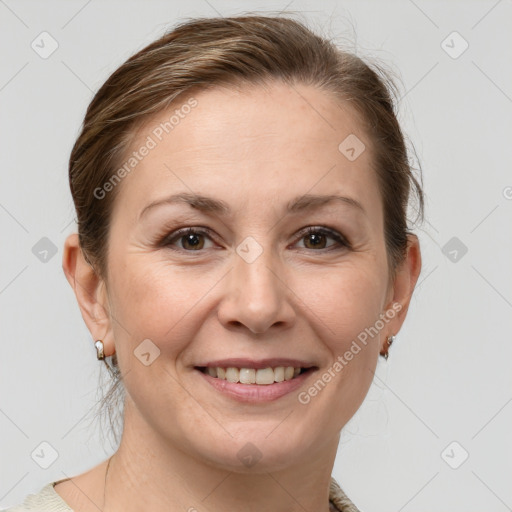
[6,14,422,512]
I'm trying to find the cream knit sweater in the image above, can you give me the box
[2,476,361,511]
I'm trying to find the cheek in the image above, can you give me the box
[293,268,385,429]
[110,249,388,353]
[106,262,202,412]
[108,259,217,356]
[300,262,387,346]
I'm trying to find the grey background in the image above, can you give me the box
[1,0,511,510]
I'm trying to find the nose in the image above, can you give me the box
[217,242,296,334]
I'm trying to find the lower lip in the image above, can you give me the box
[195,368,316,403]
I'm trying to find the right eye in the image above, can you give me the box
[160,227,217,252]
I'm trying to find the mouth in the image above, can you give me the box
[192,358,319,402]
[194,365,316,385]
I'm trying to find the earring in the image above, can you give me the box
[383,335,395,360]
[95,340,105,360]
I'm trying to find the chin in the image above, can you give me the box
[188,424,317,474]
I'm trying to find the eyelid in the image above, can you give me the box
[293,226,351,250]
[158,225,350,252]
[158,226,217,249]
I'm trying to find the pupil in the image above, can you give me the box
[184,233,203,250]
[307,233,325,248]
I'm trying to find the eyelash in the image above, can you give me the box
[158,226,351,253]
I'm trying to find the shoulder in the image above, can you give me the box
[3,476,357,512]
[329,476,362,512]
[1,481,73,512]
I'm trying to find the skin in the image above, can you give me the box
[60,81,421,512]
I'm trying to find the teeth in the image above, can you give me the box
[256,367,274,385]
[225,367,239,383]
[274,367,285,382]
[202,366,304,385]
[239,368,256,384]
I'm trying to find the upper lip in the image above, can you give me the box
[194,358,317,369]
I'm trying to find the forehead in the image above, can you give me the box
[110,81,381,225]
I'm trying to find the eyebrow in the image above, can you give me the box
[139,192,366,220]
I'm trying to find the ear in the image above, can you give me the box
[62,233,115,357]
[382,233,422,351]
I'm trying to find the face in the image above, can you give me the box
[66,81,419,472]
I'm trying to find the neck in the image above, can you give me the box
[102,398,339,512]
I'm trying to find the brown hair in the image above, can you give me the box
[69,14,424,446]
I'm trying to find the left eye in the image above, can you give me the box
[294,227,348,251]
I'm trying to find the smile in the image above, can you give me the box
[196,365,309,385]
[194,365,318,402]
